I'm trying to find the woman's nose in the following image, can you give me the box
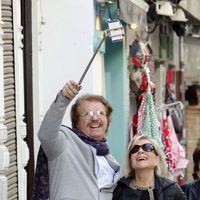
[137,147,144,153]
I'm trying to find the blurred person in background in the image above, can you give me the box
[181,146,200,200]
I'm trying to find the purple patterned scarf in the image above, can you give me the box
[32,126,109,200]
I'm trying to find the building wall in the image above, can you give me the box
[184,37,200,85]
[185,106,200,181]
[32,0,101,158]
[105,37,129,166]
[0,0,29,199]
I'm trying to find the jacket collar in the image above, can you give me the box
[118,175,176,200]
[155,175,175,189]
[118,175,176,188]
[118,176,132,187]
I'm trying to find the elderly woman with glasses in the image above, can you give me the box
[113,135,186,200]
[37,80,121,200]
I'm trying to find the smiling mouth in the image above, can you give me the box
[137,157,148,161]
[90,124,101,128]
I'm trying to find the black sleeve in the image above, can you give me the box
[175,183,187,200]
[112,186,120,200]
[180,183,190,199]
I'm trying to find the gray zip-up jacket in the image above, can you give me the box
[38,92,121,200]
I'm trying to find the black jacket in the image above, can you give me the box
[181,179,200,200]
[113,176,186,200]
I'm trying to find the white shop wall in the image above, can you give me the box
[32,0,104,160]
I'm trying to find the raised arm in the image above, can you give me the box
[38,80,81,158]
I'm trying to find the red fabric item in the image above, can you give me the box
[130,56,141,67]
[166,69,174,85]
[132,114,138,136]
[163,118,176,172]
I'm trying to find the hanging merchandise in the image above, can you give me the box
[137,84,148,135]
[129,39,150,136]
[130,69,149,137]
[167,115,189,177]
[129,39,152,98]
[169,107,183,139]
[165,82,184,139]
[156,91,188,177]
[129,39,152,67]
[141,86,163,147]
[128,26,187,179]
[129,38,163,147]
[162,116,176,173]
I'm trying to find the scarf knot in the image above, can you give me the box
[72,127,109,156]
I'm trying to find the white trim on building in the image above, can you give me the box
[0,1,10,199]
[13,0,29,199]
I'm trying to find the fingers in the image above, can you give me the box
[61,80,82,99]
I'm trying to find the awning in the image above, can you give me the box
[119,0,149,25]
[179,0,200,25]
[181,7,200,26]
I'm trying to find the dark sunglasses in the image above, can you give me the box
[129,143,156,155]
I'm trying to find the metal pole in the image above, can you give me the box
[78,34,106,85]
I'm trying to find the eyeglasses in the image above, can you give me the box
[80,110,106,119]
[129,143,156,155]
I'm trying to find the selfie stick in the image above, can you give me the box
[78,19,124,85]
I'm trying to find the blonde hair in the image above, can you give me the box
[124,135,170,178]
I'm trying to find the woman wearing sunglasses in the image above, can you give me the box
[113,135,186,200]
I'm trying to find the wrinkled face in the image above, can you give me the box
[130,139,159,172]
[76,100,108,140]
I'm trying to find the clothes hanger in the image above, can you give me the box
[156,101,184,112]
